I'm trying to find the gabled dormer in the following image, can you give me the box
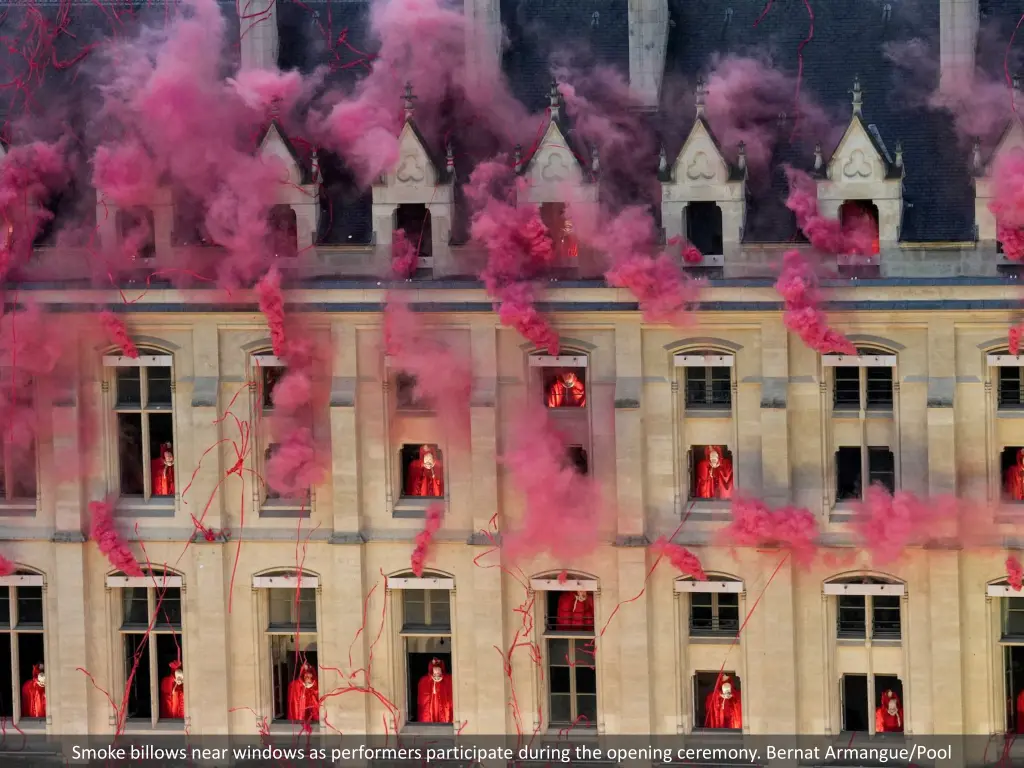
[974,81,1024,256]
[659,78,746,268]
[95,149,172,263]
[372,83,454,277]
[815,76,903,253]
[258,121,320,259]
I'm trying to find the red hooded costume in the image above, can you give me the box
[405,445,444,497]
[704,674,742,729]
[287,662,320,724]
[1007,449,1024,501]
[159,660,185,719]
[417,657,453,723]
[695,446,733,499]
[556,591,595,631]
[546,371,586,408]
[152,443,175,496]
[875,689,903,733]
[1016,689,1024,733]
[21,663,45,718]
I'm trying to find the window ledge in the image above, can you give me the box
[115,498,175,518]
[830,502,858,522]
[0,502,36,518]
[122,721,187,733]
[684,500,732,521]
[683,406,732,418]
[267,722,320,735]
[998,408,1024,419]
[260,500,311,518]
[688,634,740,644]
[400,724,454,737]
[396,406,435,416]
[542,630,597,639]
[393,497,447,519]
[544,726,598,740]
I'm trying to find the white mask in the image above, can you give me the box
[887,699,897,714]
[422,454,435,470]
[431,668,443,682]
[575,591,587,602]
[720,682,732,699]
[163,452,175,467]
[174,669,184,685]
[302,676,315,689]
[709,451,720,468]
[35,673,45,688]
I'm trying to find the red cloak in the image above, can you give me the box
[1016,689,1024,733]
[695,446,733,499]
[546,373,586,408]
[405,445,444,497]
[159,661,185,719]
[556,592,594,631]
[1008,449,1024,501]
[875,689,903,733]
[704,675,742,729]
[416,658,453,723]
[152,445,175,496]
[287,664,320,723]
[20,664,45,719]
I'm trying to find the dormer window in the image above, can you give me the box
[269,205,298,258]
[840,201,880,256]
[396,204,432,259]
[540,203,578,260]
[172,197,214,247]
[685,202,723,257]
[117,207,156,260]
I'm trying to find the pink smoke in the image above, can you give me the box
[721,498,820,566]
[681,243,703,265]
[785,168,877,256]
[500,404,607,563]
[852,485,961,566]
[89,498,143,577]
[92,141,159,207]
[1008,556,1024,592]
[990,153,1024,261]
[775,250,856,354]
[1011,325,1024,356]
[391,230,418,280]
[255,268,287,358]
[0,140,68,277]
[98,311,139,359]
[0,557,14,578]
[650,537,707,580]
[466,161,560,353]
[383,298,472,432]
[410,503,444,577]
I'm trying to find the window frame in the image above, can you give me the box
[834,445,896,502]
[840,673,904,735]
[0,572,46,727]
[108,570,184,729]
[824,352,895,412]
[249,354,312,515]
[0,368,39,510]
[103,351,177,508]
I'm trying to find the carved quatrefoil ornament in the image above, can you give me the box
[686,151,716,181]
[541,152,571,182]
[843,149,872,179]
[396,154,425,183]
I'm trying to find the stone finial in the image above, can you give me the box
[311,149,323,185]
[445,142,455,176]
[777,111,788,129]
[549,80,561,121]
[851,75,863,117]
[972,137,983,174]
[737,142,747,172]
[591,145,600,175]
[513,144,523,173]
[813,142,823,171]
[658,145,668,174]
[269,96,282,120]
[403,82,416,121]
[695,76,707,118]
[894,140,903,169]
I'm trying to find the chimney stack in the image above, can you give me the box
[939,0,979,91]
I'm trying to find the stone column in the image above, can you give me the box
[323,544,370,732]
[760,319,791,505]
[52,546,89,732]
[190,320,223,531]
[239,0,279,71]
[939,0,979,92]
[928,551,964,731]
[614,322,644,540]
[614,548,652,733]
[927,318,956,495]
[628,0,669,108]
[190,546,230,733]
[329,322,361,540]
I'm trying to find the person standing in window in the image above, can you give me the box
[287,662,320,724]
[405,445,444,497]
[159,660,185,719]
[416,658,453,723]
[704,674,741,729]
[546,371,586,408]
[875,689,903,733]
[21,663,45,718]
[556,590,594,631]
[1007,449,1024,501]
[152,444,175,497]
[695,446,733,499]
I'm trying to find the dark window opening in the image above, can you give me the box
[121,583,182,723]
[258,364,284,411]
[543,368,586,409]
[268,588,317,632]
[395,373,428,411]
[872,595,901,639]
[269,636,317,723]
[396,204,432,260]
[172,198,215,247]
[685,202,723,257]
[693,671,741,730]
[406,646,453,724]
[548,638,597,727]
[840,200,880,256]
[833,364,893,410]
[689,445,734,500]
[836,592,901,640]
[869,447,896,494]
[999,367,1024,408]
[400,444,444,498]
[269,205,298,258]
[32,188,72,248]
[1004,447,1024,502]
[685,365,731,409]
[402,589,451,632]
[689,592,739,637]
[834,367,861,409]
[1003,597,1024,640]
[836,447,861,500]
[545,589,595,634]
[837,595,867,639]
[114,354,174,500]
[116,207,156,260]
[1005,645,1024,732]
[866,367,894,408]
[540,203,579,261]
[842,674,869,732]
[16,633,44,719]
[567,446,588,476]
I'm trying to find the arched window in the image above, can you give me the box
[396,204,432,259]
[840,200,880,256]
[685,202,723,257]
[530,351,591,478]
[269,205,298,258]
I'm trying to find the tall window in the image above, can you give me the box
[836,594,901,640]
[114,571,184,726]
[543,588,597,728]
[841,674,903,733]
[400,586,453,725]
[1004,596,1024,731]
[106,349,175,504]
[252,355,309,511]
[0,572,45,724]
[999,366,1024,409]
[836,446,895,500]
[116,207,156,261]
[260,576,319,724]
[269,205,298,259]
[685,366,731,409]
[690,592,739,638]
[832,364,893,410]
[685,202,723,256]
[0,369,37,508]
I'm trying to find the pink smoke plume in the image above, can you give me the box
[0,140,68,277]
[391,229,419,280]
[721,498,820,567]
[785,168,878,256]
[681,243,703,265]
[89,498,143,577]
[650,537,707,580]
[466,161,560,354]
[500,403,607,563]
[99,311,139,359]
[410,503,445,577]
[0,557,14,578]
[255,268,286,357]
[92,141,159,208]
[775,250,856,354]
[383,298,472,432]
[989,154,1024,261]
[1008,556,1024,592]
[852,485,962,566]
[1011,325,1024,356]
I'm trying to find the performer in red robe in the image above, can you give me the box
[405,445,444,497]
[152,443,175,496]
[416,657,453,723]
[556,591,594,630]
[21,663,45,718]
[704,674,741,729]
[546,371,586,408]
[1016,688,1024,733]
[159,660,185,719]
[875,689,904,733]
[560,219,579,259]
[287,662,319,723]
[695,446,734,499]
[1007,449,1024,501]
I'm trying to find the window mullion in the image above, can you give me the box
[10,626,19,723]
[569,640,577,721]
[866,596,872,641]
[150,628,159,727]
[141,369,151,500]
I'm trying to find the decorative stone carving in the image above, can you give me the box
[396,155,426,185]
[842,149,873,180]
[686,152,716,181]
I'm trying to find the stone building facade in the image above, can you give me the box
[3,0,1024,745]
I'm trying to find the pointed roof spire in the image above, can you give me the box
[311,149,323,186]
[513,144,523,173]
[590,145,600,176]
[813,143,823,172]
[403,82,417,122]
[972,137,983,174]
[445,142,455,176]
[549,80,561,122]
[851,75,863,117]
[894,140,903,170]
[737,142,747,173]
[695,76,707,118]
[658,145,668,174]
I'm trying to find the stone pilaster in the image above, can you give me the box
[927,319,956,495]
[323,544,370,733]
[614,547,652,733]
[189,321,223,531]
[53,545,89,731]
[189,546,230,734]
[330,322,361,539]
[614,322,644,539]
[760,319,790,505]
[928,551,963,732]
[469,324,499,537]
